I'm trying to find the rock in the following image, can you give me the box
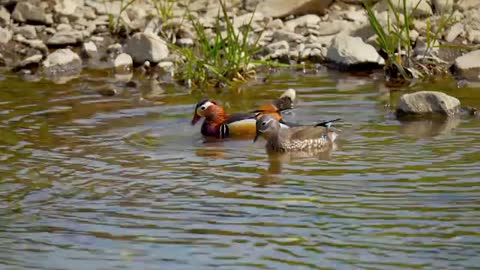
[266,40,290,54]
[326,33,384,66]
[316,21,343,36]
[84,6,96,20]
[25,39,48,54]
[342,7,368,23]
[85,0,121,16]
[233,12,264,29]
[54,0,84,16]
[47,30,83,46]
[467,30,480,44]
[397,91,460,117]
[374,0,432,18]
[284,14,321,31]
[432,0,453,13]
[455,0,480,10]
[0,26,12,44]
[15,54,42,70]
[42,49,82,76]
[258,0,334,18]
[107,43,123,55]
[445,22,464,42]
[266,18,284,30]
[176,38,193,47]
[272,29,305,43]
[56,23,72,32]
[114,53,133,73]
[14,25,36,39]
[82,41,97,58]
[124,32,169,64]
[12,1,50,24]
[0,6,10,26]
[450,49,480,81]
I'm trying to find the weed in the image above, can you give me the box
[364,0,456,81]
[172,0,263,88]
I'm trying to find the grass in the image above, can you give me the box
[363,0,456,82]
[171,0,265,88]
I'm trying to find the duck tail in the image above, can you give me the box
[315,118,342,128]
[274,88,296,111]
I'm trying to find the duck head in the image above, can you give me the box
[254,115,281,142]
[191,99,223,125]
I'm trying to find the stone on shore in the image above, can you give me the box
[124,32,169,65]
[12,1,51,25]
[374,0,432,18]
[82,41,97,58]
[54,0,84,17]
[14,25,37,39]
[114,53,133,73]
[42,49,82,76]
[450,49,480,81]
[326,33,384,66]
[15,54,43,70]
[0,26,12,44]
[397,91,460,117]
[258,0,334,18]
[47,30,83,46]
[0,6,10,26]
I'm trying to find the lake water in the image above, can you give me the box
[1,69,479,270]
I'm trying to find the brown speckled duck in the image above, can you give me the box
[254,115,339,152]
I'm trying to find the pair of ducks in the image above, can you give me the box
[191,89,340,153]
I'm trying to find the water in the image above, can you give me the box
[1,69,479,270]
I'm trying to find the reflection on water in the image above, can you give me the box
[1,70,480,270]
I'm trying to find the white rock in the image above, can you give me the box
[284,14,321,31]
[273,29,305,43]
[0,26,12,44]
[124,32,169,64]
[374,0,432,18]
[266,19,284,30]
[432,0,453,13]
[17,54,43,69]
[56,23,72,32]
[258,0,334,18]
[14,25,37,39]
[47,30,83,46]
[451,49,480,81]
[12,1,50,24]
[326,33,384,66]
[456,0,480,10]
[114,53,133,69]
[42,48,82,76]
[55,0,84,16]
[233,12,264,29]
[82,41,97,58]
[266,40,289,54]
[445,22,464,42]
[397,91,460,117]
[0,6,10,26]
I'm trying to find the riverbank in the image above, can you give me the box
[0,0,479,87]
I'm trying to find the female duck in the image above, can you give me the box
[254,115,339,152]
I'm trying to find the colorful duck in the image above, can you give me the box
[254,115,340,152]
[191,89,296,139]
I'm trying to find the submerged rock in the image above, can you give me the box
[450,49,480,81]
[396,91,460,117]
[326,33,384,66]
[42,48,82,76]
[258,0,334,18]
[124,32,169,65]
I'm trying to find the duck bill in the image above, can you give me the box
[253,131,260,142]
[191,114,201,126]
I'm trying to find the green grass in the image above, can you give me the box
[171,0,265,88]
[363,0,456,81]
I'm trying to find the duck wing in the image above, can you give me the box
[287,126,331,141]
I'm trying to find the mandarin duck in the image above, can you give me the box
[191,89,296,139]
[254,115,339,152]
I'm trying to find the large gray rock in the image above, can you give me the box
[326,33,384,66]
[0,6,10,26]
[397,91,460,117]
[451,50,480,81]
[258,0,333,18]
[0,26,12,44]
[47,30,83,46]
[124,32,169,64]
[12,1,51,24]
[42,49,82,76]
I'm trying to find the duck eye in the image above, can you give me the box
[261,122,267,126]
[200,106,206,111]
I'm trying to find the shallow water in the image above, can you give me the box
[1,69,479,270]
